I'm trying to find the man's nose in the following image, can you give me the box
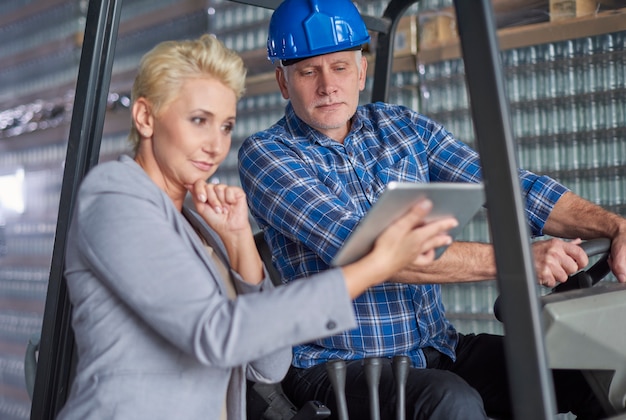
[318,71,338,96]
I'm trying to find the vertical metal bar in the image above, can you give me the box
[371,0,415,103]
[452,0,556,418]
[30,0,123,418]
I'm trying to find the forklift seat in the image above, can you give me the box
[254,231,283,287]
[248,231,331,420]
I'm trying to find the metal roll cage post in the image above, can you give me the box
[30,1,123,418]
[30,0,558,419]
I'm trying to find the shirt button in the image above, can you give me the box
[326,320,337,330]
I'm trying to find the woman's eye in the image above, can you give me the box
[191,117,205,125]
[222,123,234,133]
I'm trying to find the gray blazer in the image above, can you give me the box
[58,155,355,420]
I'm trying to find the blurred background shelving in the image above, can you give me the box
[0,0,625,418]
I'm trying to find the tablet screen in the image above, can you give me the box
[331,182,485,266]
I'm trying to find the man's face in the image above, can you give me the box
[276,50,367,143]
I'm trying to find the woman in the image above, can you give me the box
[57,34,457,419]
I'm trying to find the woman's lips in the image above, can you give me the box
[192,160,213,172]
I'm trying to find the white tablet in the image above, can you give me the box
[331,182,485,267]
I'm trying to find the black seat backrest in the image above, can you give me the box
[253,231,283,287]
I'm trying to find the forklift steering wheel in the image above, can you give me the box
[493,238,611,322]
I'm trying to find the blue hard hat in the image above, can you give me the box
[267,0,371,64]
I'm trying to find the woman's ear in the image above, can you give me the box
[132,97,154,138]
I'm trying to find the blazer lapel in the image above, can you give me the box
[180,207,232,297]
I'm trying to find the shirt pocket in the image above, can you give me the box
[371,154,429,193]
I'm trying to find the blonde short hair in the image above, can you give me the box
[128,34,247,151]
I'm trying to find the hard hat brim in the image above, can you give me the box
[280,45,364,67]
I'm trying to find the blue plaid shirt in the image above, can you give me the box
[238,102,568,368]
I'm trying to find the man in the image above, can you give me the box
[238,0,626,418]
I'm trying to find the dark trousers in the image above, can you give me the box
[282,333,604,420]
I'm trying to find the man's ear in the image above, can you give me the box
[275,67,290,100]
[132,97,154,138]
[358,55,368,91]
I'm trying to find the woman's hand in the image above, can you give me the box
[187,180,263,284]
[371,199,458,273]
[342,199,458,298]
[187,180,252,237]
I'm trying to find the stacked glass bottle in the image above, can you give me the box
[419,32,626,335]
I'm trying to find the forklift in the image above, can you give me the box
[27,0,626,418]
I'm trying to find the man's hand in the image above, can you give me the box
[542,191,626,284]
[608,225,626,283]
[532,238,588,288]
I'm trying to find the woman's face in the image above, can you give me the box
[135,77,237,204]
